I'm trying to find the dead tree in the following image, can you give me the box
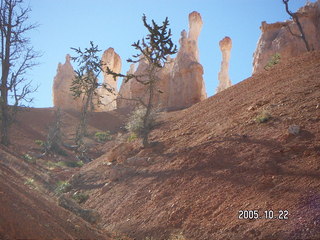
[0,0,40,145]
[282,0,311,51]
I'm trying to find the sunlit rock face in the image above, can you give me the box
[94,48,122,111]
[253,0,320,74]
[168,11,207,110]
[117,11,207,110]
[52,54,82,111]
[117,64,135,109]
[53,48,122,112]
[217,36,232,93]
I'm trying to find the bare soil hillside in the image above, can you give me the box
[0,109,129,239]
[0,51,320,240]
[76,51,320,239]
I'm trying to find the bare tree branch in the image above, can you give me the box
[282,0,311,51]
[0,0,40,145]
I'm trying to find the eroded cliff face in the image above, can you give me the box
[253,0,320,73]
[117,11,207,110]
[217,36,232,93]
[53,48,121,112]
[52,55,82,111]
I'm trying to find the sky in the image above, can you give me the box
[24,0,312,108]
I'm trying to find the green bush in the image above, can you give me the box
[40,108,67,156]
[35,139,44,146]
[94,131,112,142]
[127,133,138,142]
[255,110,271,123]
[72,191,89,204]
[125,106,156,138]
[23,154,36,164]
[45,161,56,170]
[55,181,72,194]
[24,177,35,186]
[264,53,281,71]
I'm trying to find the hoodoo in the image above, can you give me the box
[52,54,82,111]
[117,11,207,110]
[217,36,232,93]
[95,48,122,111]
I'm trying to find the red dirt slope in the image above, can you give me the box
[0,109,128,240]
[0,160,109,239]
[74,51,320,239]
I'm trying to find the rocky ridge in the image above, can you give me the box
[253,0,320,73]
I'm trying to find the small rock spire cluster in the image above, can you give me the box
[118,11,207,110]
[53,48,121,112]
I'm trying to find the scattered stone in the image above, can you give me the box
[247,105,255,111]
[101,182,112,194]
[288,125,301,135]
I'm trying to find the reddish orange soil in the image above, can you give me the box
[0,162,109,240]
[1,51,320,239]
[78,51,320,239]
[0,109,128,239]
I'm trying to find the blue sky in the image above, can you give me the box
[25,0,311,108]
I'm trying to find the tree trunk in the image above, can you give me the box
[0,96,9,145]
[283,0,311,52]
[142,76,155,148]
[292,13,311,51]
[76,89,93,146]
[0,0,13,145]
[1,59,10,145]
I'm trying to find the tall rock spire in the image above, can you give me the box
[168,11,207,110]
[217,37,232,93]
[95,48,122,111]
[52,54,82,110]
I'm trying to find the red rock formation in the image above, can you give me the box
[117,64,135,109]
[217,37,232,93]
[52,55,82,111]
[95,48,121,111]
[53,49,122,112]
[168,11,207,110]
[253,0,320,73]
[117,11,207,110]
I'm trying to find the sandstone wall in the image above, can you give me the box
[253,0,320,73]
